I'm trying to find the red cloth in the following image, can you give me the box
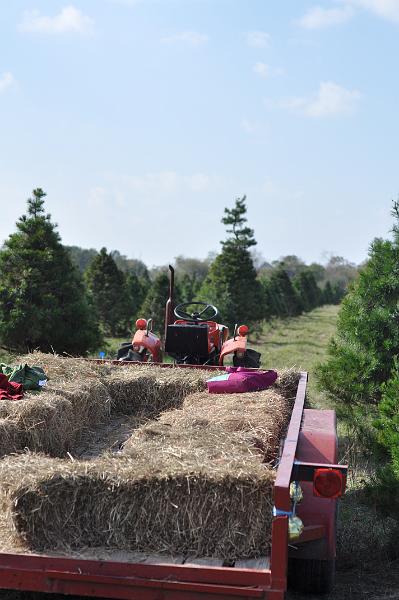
[0,373,23,400]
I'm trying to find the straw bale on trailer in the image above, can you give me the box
[0,385,296,559]
[105,365,214,416]
[0,354,214,457]
[0,380,112,457]
[0,353,301,560]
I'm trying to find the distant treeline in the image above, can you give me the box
[0,189,359,355]
[66,247,357,337]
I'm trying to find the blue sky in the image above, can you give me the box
[1,0,398,267]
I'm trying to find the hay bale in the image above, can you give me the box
[274,368,302,399]
[17,351,102,383]
[0,356,213,457]
[0,448,275,559]
[0,355,300,559]
[125,387,292,464]
[0,387,293,559]
[0,381,111,457]
[105,365,212,416]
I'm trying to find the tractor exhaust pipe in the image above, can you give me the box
[164,265,175,340]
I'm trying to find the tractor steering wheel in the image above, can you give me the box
[174,302,218,322]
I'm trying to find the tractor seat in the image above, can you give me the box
[165,323,209,356]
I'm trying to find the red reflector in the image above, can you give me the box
[136,318,147,330]
[313,468,345,499]
[238,324,249,336]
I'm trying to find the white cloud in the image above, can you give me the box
[253,63,283,79]
[252,62,270,78]
[19,5,94,35]
[241,118,257,134]
[161,31,208,46]
[240,118,270,137]
[297,5,354,28]
[0,72,15,94]
[246,31,270,48]
[350,0,399,23]
[283,81,361,117]
[298,0,399,29]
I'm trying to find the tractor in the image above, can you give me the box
[117,266,261,368]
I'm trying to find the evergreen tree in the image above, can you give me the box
[0,189,102,354]
[66,246,98,273]
[200,196,263,329]
[294,270,321,312]
[261,268,303,318]
[85,248,133,336]
[318,201,399,422]
[138,272,170,336]
[179,273,203,303]
[125,272,148,322]
[322,281,334,304]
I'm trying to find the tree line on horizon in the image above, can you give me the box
[0,189,358,355]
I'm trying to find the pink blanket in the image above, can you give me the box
[207,367,278,394]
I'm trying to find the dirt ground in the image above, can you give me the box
[287,563,399,599]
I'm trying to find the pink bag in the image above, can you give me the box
[207,367,278,394]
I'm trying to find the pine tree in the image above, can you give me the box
[322,281,334,304]
[200,196,263,329]
[261,268,303,318]
[0,189,102,354]
[125,272,149,322]
[138,272,170,336]
[318,201,399,421]
[85,248,132,336]
[294,270,321,312]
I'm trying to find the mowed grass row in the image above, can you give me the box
[252,304,339,405]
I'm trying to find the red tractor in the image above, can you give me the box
[117,266,261,368]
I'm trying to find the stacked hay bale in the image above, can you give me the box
[105,365,214,416]
[0,354,213,457]
[0,353,300,560]
[0,354,108,456]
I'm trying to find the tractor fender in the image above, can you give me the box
[290,409,338,561]
[219,335,247,365]
[132,330,162,362]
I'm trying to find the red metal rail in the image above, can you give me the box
[0,365,310,600]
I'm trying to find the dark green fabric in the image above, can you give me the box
[0,363,47,391]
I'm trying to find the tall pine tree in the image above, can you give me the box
[85,248,132,336]
[200,196,263,329]
[0,189,102,354]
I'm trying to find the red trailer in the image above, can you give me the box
[0,369,346,599]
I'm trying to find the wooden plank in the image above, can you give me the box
[184,557,224,567]
[234,557,270,570]
[143,554,184,565]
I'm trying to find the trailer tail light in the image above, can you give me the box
[136,318,147,330]
[238,325,249,337]
[313,468,345,499]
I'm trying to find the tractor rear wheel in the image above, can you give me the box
[288,557,335,594]
[233,348,261,368]
[117,345,143,362]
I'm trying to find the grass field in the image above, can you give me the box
[251,304,339,405]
